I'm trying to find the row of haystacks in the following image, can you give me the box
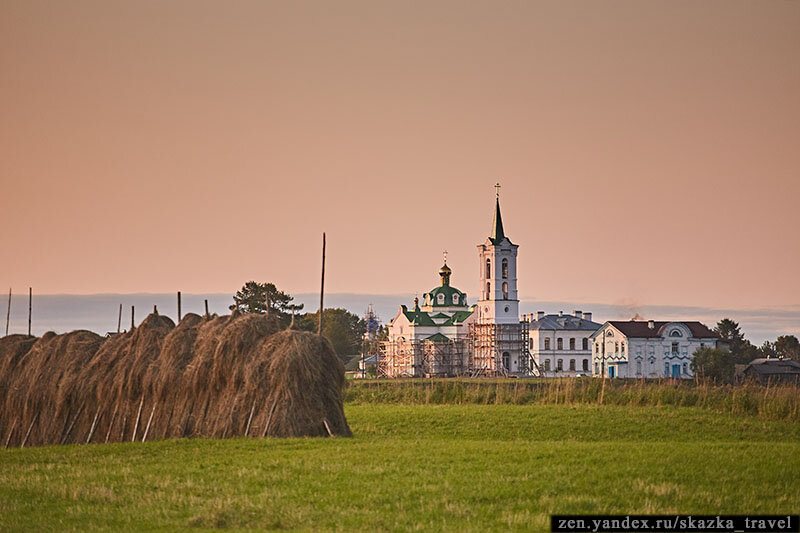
[0,311,351,448]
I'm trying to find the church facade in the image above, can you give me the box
[380,192,529,377]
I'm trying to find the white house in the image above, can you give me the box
[528,310,601,376]
[590,320,722,379]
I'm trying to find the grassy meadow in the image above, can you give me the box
[1,392,800,531]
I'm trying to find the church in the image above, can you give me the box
[380,189,528,377]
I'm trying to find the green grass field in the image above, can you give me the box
[1,403,799,531]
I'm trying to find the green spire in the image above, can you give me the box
[490,197,505,244]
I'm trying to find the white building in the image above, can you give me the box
[590,320,722,379]
[527,310,601,376]
[381,187,528,377]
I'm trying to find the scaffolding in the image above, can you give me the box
[378,338,468,378]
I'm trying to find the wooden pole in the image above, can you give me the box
[86,409,101,444]
[318,232,326,335]
[117,304,122,333]
[4,418,18,448]
[131,396,144,442]
[131,305,135,330]
[5,288,10,337]
[27,287,32,337]
[204,299,209,318]
[244,400,256,437]
[60,402,85,445]
[105,403,119,443]
[323,418,333,437]
[177,291,182,323]
[262,401,278,438]
[141,402,157,442]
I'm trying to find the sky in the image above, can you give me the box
[1,1,799,328]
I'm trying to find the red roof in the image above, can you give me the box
[608,321,719,339]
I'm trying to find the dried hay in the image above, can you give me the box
[0,310,350,447]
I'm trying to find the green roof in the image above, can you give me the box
[440,309,475,326]
[401,306,436,326]
[424,333,451,342]
[425,284,467,307]
[429,313,450,319]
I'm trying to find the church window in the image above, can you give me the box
[670,330,682,337]
[437,294,445,305]
[502,258,508,279]
[671,342,679,354]
[569,359,576,371]
[502,282,508,299]
[485,258,491,279]
[452,294,459,305]
[582,359,589,372]
[569,338,575,350]
[557,358,563,371]
[582,338,588,350]
[557,338,563,350]
[595,362,599,374]
[544,359,551,371]
[544,338,551,350]
[486,282,490,299]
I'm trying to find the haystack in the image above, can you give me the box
[0,310,352,447]
[260,330,352,438]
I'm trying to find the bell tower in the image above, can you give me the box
[477,184,519,324]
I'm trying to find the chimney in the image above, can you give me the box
[648,320,654,329]
[573,310,582,317]
[558,311,563,317]
[536,311,545,320]
[583,312,592,322]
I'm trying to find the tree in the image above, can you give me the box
[691,347,738,383]
[775,335,800,361]
[714,318,746,353]
[230,281,303,324]
[297,308,366,363]
[759,341,778,359]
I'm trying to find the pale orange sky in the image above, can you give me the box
[1,0,799,310]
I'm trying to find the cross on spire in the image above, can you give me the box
[495,182,501,198]
[443,250,448,264]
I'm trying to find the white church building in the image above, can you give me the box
[590,320,723,379]
[381,189,528,377]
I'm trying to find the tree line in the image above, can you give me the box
[691,318,799,382]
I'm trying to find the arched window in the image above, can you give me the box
[582,338,588,350]
[557,359,563,371]
[670,330,682,337]
[569,359,576,371]
[502,282,508,299]
[485,258,491,279]
[544,359,551,371]
[501,258,508,279]
[544,338,551,350]
[582,359,589,372]
[486,282,490,299]
[437,294,445,305]
[569,338,575,350]
[452,294,459,305]
[557,338,563,350]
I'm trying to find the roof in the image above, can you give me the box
[744,358,800,375]
[400,306,436,326]
[607,320,719,339]
[490,197,505,244]
[424,333,451,342]
[530,314,602,331]
[425,284,467,307]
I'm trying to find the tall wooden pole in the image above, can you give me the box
[204,299,209,318]
[177,291,182,323]
[131,305,135,330]
[5,288,10,337]
[318,232,326,335]
[27,287,31,337]
[117,304,122,333]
